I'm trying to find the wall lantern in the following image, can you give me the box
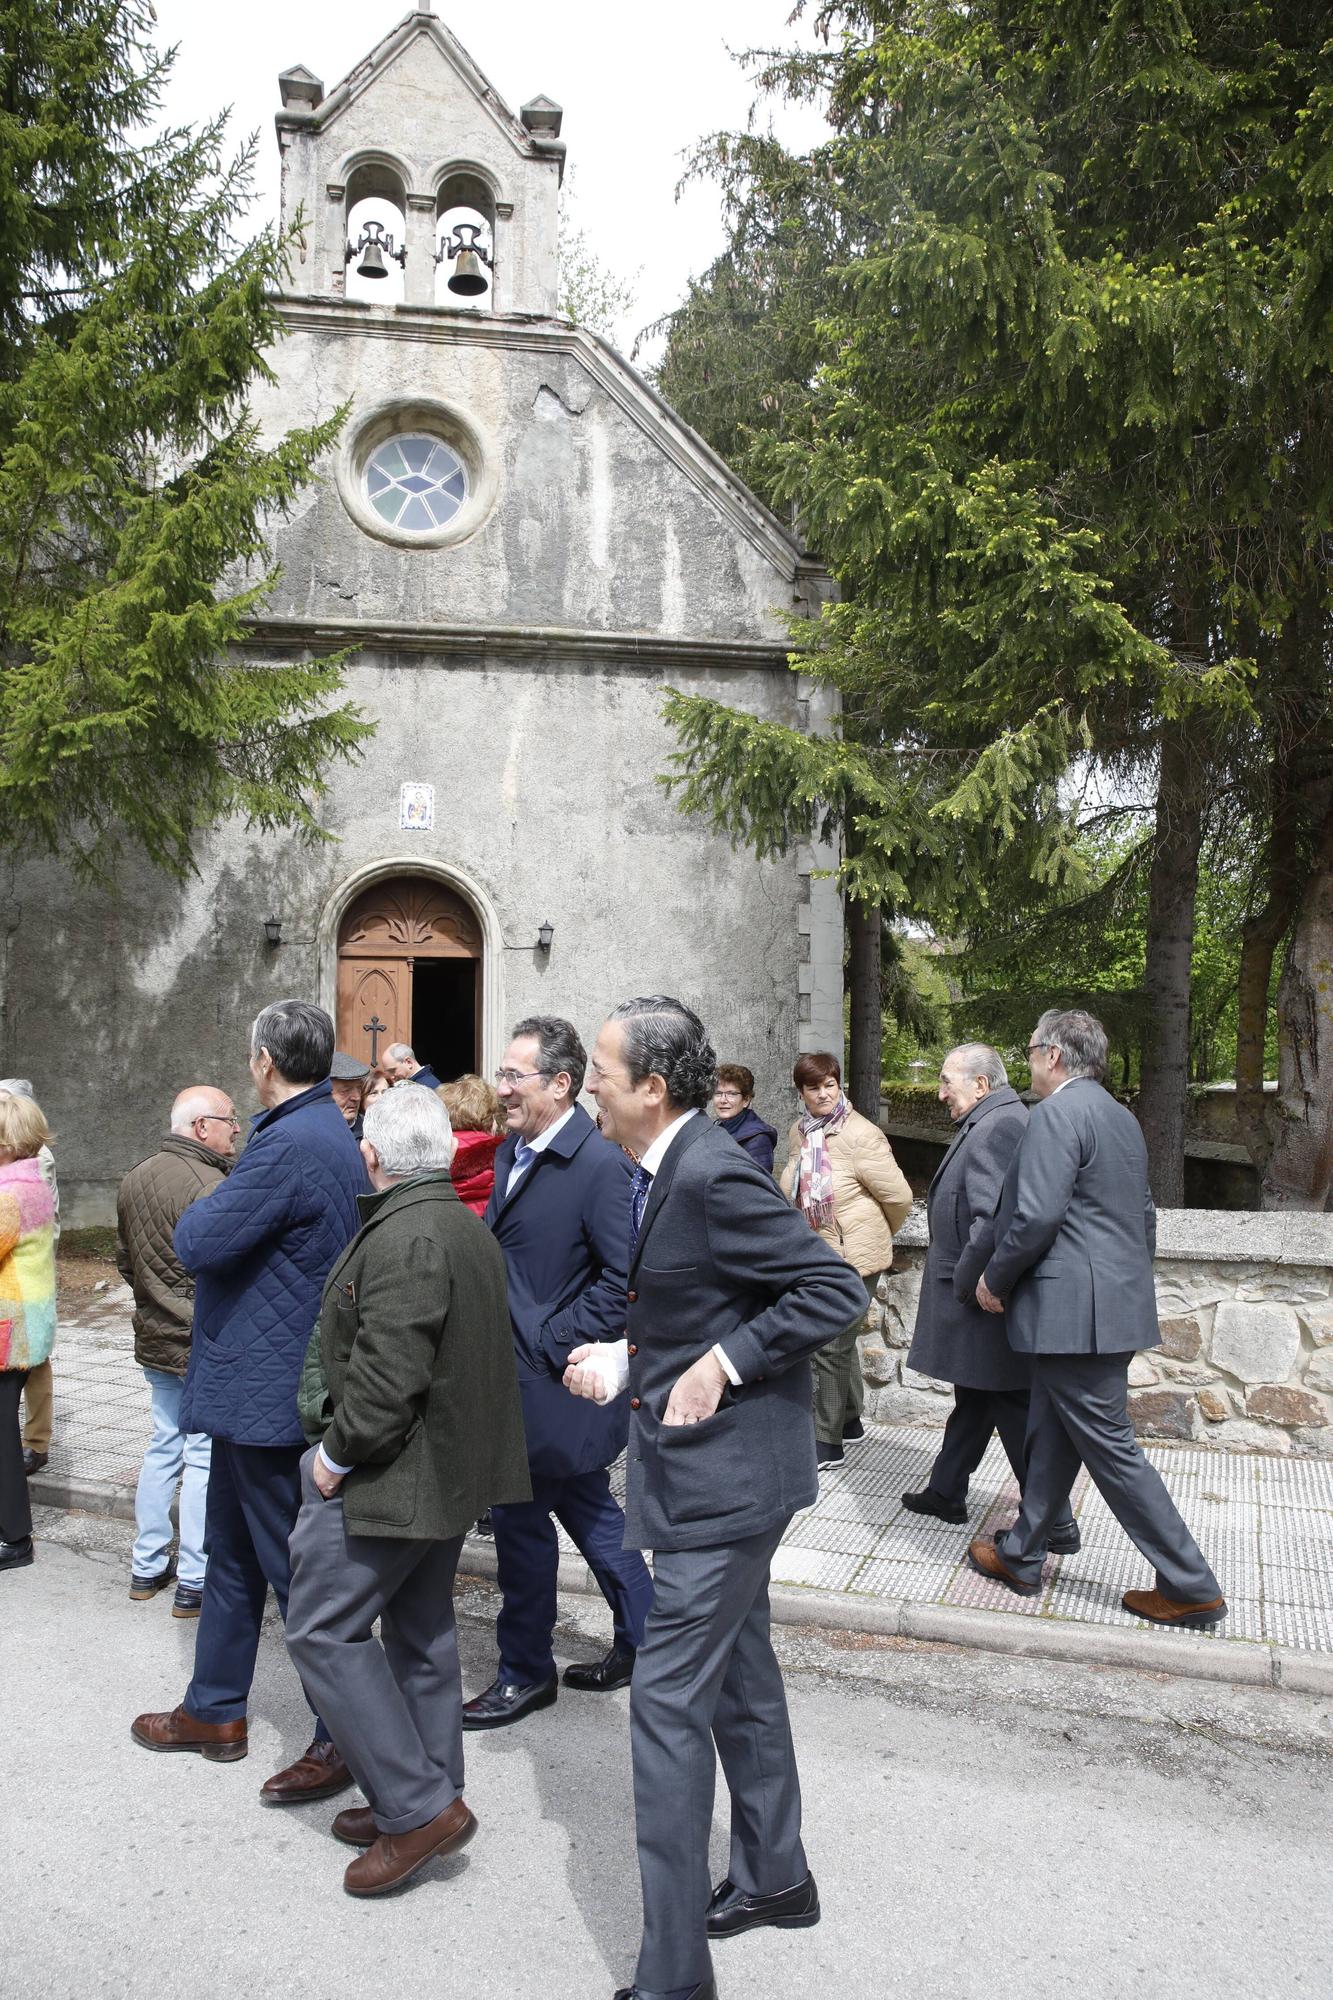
[346,219,406,280]
[437,222,492,296]
[263,914,284,947]
[536,919,554,954]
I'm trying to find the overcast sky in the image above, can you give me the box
[150,0,829,360]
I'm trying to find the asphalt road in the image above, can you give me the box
[5,1506,1331,2000]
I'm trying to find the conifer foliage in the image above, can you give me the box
[0,0,369,880]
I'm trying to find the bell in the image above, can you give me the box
[448,247,489,297]
[356,238,389,281]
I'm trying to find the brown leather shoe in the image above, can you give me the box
[343,1797,477,1897]
[260,1737,354,1805]
[332,1805,378,1847]
[1123,1587,1228,1629]
[130,1704,248,1762]
[966,1537,1041,1597]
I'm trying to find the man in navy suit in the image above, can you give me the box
[461,1016,653,1730]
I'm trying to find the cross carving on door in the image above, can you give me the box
[363,1013,387,1064]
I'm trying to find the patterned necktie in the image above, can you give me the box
[629,1164,653,1256]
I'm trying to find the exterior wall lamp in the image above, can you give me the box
[536,920,554,954]
[263,915,284,947]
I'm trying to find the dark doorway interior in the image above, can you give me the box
[411,959,477,1081]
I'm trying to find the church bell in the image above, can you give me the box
[443,222,492,298]
[356,237,389,280]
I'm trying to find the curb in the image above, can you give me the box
[35,1477,1333,1701]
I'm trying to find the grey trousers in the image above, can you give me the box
[631,1523,806,1993]
[812,1312,866,1445]
[286,1452,466,1835]
[927,1385,1076,1539]
[997,1353,1222,1602]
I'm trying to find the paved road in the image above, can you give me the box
[6,1507,1332,2000]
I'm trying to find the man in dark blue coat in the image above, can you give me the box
[461,1015,653,1730]
[131,999,370,1801]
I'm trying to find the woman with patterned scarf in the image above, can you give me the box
[781,1052,913,1468]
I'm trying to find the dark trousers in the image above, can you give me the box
[0,1370,31,1544]
[491,1465,654,1685]
[997,1353,1222,1600]
[183,1437,327,1736]
[632,1523,805,1993]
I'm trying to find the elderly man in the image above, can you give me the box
[968,1009,1226,1629]
[117,1086,238,1615]
[329,1052,372,1137]
[285,1086,530,1896]
[0,1079,59,1478]
[463,1016,652,1729]
[569,996,869,2000]
[131,1000,370,1800]
[902,1045,1076,1551]
[382,1042,443,1092]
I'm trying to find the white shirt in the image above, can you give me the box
[505,1104,577,1196]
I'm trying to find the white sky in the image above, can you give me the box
[150,0,830,360]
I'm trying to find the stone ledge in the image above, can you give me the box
[890,1206,1333,1267]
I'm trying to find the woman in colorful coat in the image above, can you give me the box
[0,1091,58,1572]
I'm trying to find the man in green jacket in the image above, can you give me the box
[285,1084,530,1898]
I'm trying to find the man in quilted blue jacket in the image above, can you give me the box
[131,1000,370,1803]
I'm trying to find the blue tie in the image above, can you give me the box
[629,1164,652,1256]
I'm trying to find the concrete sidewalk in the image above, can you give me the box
[32,1282,1333,1692]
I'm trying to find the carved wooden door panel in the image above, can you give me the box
[338,879,481,960]
[336,958,409,1069]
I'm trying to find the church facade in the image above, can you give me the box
[2,7,842,1224]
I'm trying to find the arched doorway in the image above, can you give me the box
[336,876,482,1079]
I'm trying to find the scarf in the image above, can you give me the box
[794,1095,851,1230]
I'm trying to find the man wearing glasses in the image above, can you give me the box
[116,1087,239,1617]
[461,1016,653,1730]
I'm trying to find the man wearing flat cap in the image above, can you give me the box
[329,1053,372,1140]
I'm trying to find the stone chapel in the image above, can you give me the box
[2,6,842,1223]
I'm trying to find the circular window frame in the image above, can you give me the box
[337,397,497,550]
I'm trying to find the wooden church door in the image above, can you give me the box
[336,877,482,1077]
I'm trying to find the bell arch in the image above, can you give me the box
[318,857,504,1078]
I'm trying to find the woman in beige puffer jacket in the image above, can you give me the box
[781,1051,913,1466]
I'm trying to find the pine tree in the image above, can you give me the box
[660,2,1333,1204]
[0,0,370,882]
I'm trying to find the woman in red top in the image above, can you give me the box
[437,1075,504,1216]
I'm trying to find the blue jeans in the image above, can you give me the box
[133,1367,211,1588]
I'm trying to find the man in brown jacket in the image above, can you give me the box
[117,1087,237,1616]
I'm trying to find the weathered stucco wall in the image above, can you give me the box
[0,650,816,1226]
[867,1209,1333,1455]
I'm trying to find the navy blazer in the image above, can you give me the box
[624,1117,869,1553]
[484,1104,634,1480]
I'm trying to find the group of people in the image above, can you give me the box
[0,993,1228,2000]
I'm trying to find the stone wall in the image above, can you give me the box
[866,1209,1333,1456]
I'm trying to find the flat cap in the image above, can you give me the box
[329,1051,371,1081]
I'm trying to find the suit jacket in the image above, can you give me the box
[907,1085,1030,1391]
[298,1173,530,1539]
[484,1104,634,1480]
[984,1078,1159,1356]
[624,1117,869,1554]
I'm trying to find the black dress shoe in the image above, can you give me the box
[816,1439,843,1471]
[0,1535,34,1571]
[841,1416,866,1444]
[461,1676,558,1731]
[900,1488,967,1523]
[22,1447,47,1477]
[1048,1524,1081,1555]
[611,1982,716,1999]
[562,1645,635,1692]
[706,1870,820,1938]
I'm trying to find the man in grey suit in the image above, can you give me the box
[903,1043,1075,1551]
[967,1009,1226,1628]
[565,996,868,2000]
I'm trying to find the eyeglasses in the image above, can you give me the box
[1026,1043,1051,1058]
[714,1089,743,1101]
[494,1068,547,1088]
[199,1113,241,1129]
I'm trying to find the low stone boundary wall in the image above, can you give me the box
[867,1209,1333,1456]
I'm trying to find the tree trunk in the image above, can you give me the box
[1262,803,1333,1210]
[1137,720,1205,1206]
[845,890,883,1119]
[1235,762,1304,1175]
